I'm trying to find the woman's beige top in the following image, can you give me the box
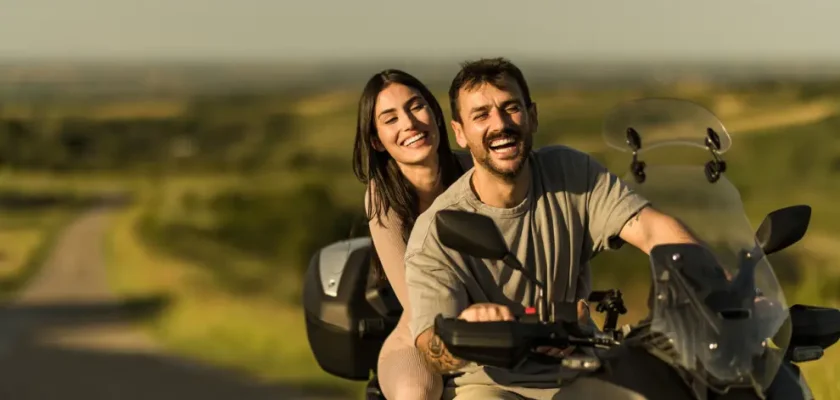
[366,153,473,319]
[365,185,414,312]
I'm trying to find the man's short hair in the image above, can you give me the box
[448,57,533,123]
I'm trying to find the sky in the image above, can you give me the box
[0,0,839,63]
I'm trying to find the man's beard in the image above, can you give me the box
[473,128,532,182]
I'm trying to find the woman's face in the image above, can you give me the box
[372,83,440,166]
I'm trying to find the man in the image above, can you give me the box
[403,57,700,400]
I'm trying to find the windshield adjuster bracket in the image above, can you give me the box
[704,128,727,183]
[631,153,646,184]
[626,127,646,184]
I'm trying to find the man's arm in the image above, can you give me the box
[415,303,518,371]
[617,206,700,255]
[580,152,701,255]
[416,327,467,373]
[404,244,471,374]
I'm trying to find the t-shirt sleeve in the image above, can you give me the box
[404,234,469,345]
[584,154,650,253]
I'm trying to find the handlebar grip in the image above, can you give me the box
[434,315,533,369]
[434,315,521,348]
[432,314,621,370]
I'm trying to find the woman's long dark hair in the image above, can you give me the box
[352,69,464,243]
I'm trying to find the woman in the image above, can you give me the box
[352,69,471,400]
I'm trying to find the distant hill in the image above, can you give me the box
[1,58,840,100]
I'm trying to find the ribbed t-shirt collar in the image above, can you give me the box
[461,155,536,219]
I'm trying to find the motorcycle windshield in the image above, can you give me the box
[603,98,791,393]
[602,97,733,154]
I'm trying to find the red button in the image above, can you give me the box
[525,307,536,315]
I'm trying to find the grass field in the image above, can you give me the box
[104,195,367,398]
[0,212,72,298]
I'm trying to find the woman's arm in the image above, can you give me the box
[365,185,412,311]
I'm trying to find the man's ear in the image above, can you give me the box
[528,102,539,132]
[371,137,386,152]
[451,120,468,149]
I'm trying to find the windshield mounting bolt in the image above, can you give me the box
[761,340,767,348]
[671,253,681,261]
[745,252,752,259]
[709,343,718,350]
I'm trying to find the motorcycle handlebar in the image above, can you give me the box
[433,314,621,369]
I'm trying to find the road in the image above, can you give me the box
[0,206,351,400]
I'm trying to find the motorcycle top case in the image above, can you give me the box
[302,237,400,381]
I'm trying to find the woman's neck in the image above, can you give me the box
[398,157,442,212]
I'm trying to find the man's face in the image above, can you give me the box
[450,77,537,181]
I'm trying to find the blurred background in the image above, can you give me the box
[0,1,839,399]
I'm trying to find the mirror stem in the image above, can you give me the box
[501,253,549,322]
[502,253,544,289]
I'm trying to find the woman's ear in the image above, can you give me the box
[371,137,386,152]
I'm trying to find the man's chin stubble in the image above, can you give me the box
[479,156,525,183]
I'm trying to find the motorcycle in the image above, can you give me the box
[302,98,840,399]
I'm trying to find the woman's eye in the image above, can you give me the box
[384,117,397,124]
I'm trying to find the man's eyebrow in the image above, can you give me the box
[469,104,491,114]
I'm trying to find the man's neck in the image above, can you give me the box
[471,162,531,208]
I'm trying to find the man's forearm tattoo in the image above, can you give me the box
[626,211,642,228]
[424,334,467,373]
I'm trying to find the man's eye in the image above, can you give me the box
[506,105,520,113]
[473,113,488,121]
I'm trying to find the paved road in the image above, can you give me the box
[0,206,351,400]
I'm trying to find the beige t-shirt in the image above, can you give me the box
[404,145,650,388]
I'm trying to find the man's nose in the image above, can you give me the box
[488,107,513,132]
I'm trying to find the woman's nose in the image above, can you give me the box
[400,111,419,131]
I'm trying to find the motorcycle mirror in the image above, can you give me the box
[435,210,509,260]
[435,209,547,320]
[755,205,811,256]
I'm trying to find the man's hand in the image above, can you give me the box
[458,303,515,322]
[576,298,591,326]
